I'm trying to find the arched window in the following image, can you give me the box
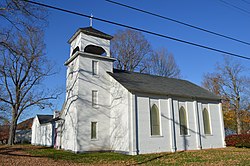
[150,104,160,135]
[84,45,106,56]
[179,106,188,135]
[203,108,211,135]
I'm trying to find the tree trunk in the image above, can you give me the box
[236,97,242,135]
[8,109,17,145]
[236,111,242,134]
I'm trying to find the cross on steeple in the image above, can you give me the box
[90,14,93,27]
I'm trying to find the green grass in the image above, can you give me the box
[25,146,250,165]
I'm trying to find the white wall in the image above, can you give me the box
[109,76,130,153]
[135,95,172,154]
[76,53,114,152]
[132,95,225,154]
[40,123,53,146]
[173,99,199,151]
[31,117,39,145]
[60,55,79,152]
[199,102,225,149]
[31,116,54,146]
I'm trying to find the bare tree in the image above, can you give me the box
[0,0,47,51]
[202,58,250,134]
[111,29,151,72]
[149,48,181,78]
[0,0,57,145]
[0,26,60,145]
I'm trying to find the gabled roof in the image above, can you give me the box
[37,115,53,124]
[108,69,220,101]
[68,27,113,43]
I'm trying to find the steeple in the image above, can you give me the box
[67,27,113,58]
[90,14,93,27]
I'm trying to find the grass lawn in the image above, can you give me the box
[24,146,250,165]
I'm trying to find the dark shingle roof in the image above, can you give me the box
[108,69,220,101]
[37,115,53,124]
[79,27,113,40]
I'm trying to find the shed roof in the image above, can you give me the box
[37,115,53,124]
[108,69,220,101]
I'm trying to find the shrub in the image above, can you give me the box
[225,134,250,148]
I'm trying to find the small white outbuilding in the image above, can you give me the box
[32,27,225,155]
[31,115,55,147]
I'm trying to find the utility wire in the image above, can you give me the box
[106,0,250,46]
[25,0,250,60]
[219,0,250,15]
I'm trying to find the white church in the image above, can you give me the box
[31,27,225,155]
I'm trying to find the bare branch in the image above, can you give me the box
[202,57,250,134]
[149,48,181,78]
[111,29,151,72]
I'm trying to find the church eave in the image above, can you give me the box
[129,90,221,102]
[64,51,116,66]
[68,27,113,44]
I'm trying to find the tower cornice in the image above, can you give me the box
[64,51,116,66]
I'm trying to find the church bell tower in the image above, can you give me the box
[64,27,115,152]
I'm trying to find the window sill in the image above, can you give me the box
[92,105,99,109]
[204,134,213,136]
[150,135,163,138]
[180,134,191,137]
[91,138,98,141]
[92,75,100,78]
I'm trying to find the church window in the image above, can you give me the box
[92,61,98,75]
[203,108,211,135]
[179,106,188,135]
[91,122,97,139]
[150,104,160,136]
[92,90,98,107]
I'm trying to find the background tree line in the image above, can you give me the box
[202,58,250,135]
[111,29,181,78]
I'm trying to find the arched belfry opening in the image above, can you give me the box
[68,27,113,57]
[84,45,107,56]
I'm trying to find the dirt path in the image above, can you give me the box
[0,145,85,166]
